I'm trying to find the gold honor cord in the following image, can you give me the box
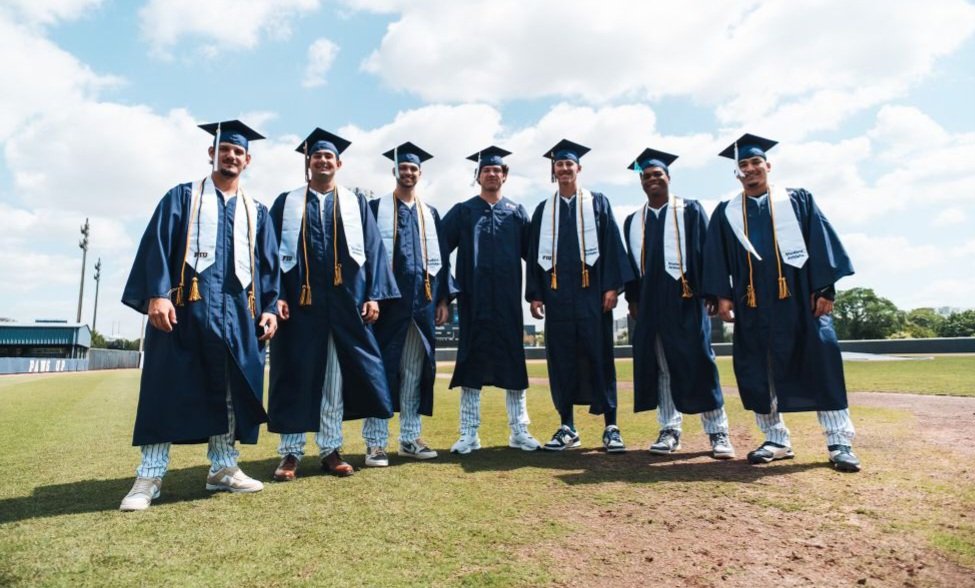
[578,190,590,289]
[672,201,693,299]
[549,190,589,290]
[550,194,558,290]
[242,189,257,319]
[175,179,205,306]
[741,189,790,308]
[416,199,433,301]
[332,192,343,286]
[298,187,312,306]
[639,205,647,276]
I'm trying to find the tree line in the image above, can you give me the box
[833,288,975,340]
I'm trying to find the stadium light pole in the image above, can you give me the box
[76,218,90,324]
[92,258,102,333]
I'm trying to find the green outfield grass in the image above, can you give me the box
[526,356,975,397]
[1,362,973,586]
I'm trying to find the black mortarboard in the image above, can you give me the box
[198,120,264,151]
[466,145,512,168]
[628,148,678,176]
[544,138,590,163]
[718,133,778,161]
[382,141,434,166]
[296,128,352,156]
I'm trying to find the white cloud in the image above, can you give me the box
[359,0,975,136]
[138,0,322,58]
[302,38,339,88]
[1,0,103,25]
[932,207,968,227]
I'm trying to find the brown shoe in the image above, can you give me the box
[273,454,299,482]
[320,450,354,477]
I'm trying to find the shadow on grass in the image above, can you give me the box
[443,445,826,485]
[0,457,292,524]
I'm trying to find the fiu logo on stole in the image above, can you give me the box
[194,251,209,258]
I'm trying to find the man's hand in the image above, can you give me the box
[717,298,735,323]
[277,299,290,321]
[811,294,833,318]
[530,300,545,320]
[602,290,618,313]
[361,300,379,324]
[435,301,449,326]
[628,302,638,321]
[258,313,278,341]
[148,297,177,332]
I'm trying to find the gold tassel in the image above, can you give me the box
[778,276,790,300]
[299,284,312,306]
[680,278,693,299]
[247,290,256,319]
[550,271,558,291]
[746,284,757,308]
[188,276,202,302]
[581,267,590,288]
[174,284,184,306]
[424,276,433,302]
[333,264,343,286]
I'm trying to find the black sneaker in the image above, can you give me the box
[602,425,625,453]
[543,425,581,451]
[648,429,681,454]
[827,444,861,473]
[746,441,795,464]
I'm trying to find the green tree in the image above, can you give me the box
[901,308,944,338]
[833,287,904,340]
[937,310,975,337]
[90,330,107,348]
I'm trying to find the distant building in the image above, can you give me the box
[0,322,91,374]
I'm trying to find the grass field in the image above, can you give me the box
[1,360,974,586]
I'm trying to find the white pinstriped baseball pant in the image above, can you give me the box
[458,387,531,436]
[277,333,345,459]
[362,322,425,447]
[653,336,729,434]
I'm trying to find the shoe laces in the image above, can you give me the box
[710,432,729,445]
[605,428,622,443]
[657,429,677,444]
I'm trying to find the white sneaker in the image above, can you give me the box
[120,477,162,512]
[205,467,264,493]
[508,430,541,451]
[450,432,482,454]
[364,446,389,467]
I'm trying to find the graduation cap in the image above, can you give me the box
[198,120,264,151]
[383,141,433,179]
[544,139,590,182]
[466,145,511,185]
[718,133,778,161]
[628,148,678,176]
[296,128,352,157]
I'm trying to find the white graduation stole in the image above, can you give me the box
[724,185,809,268]
[376,194,442,276]
[278,184,366,269]
[536,188,600,271]
[627,196,688,280]
[187,177,257,288]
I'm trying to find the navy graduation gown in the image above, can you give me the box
[441,196,531,391]
[623,200,723,414]
[122,182,280,446]
[702,188,854,413]
[267,188,399,432]
[525,193,634,415]
[368,198,456,416]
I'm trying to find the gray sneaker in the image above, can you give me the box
[365,446,390,467]
[399,438,438,460]
[205,467,264,492]
[649,429,681,454]
[709,432,736,460]
[120,477,162,512]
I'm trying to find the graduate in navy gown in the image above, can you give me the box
[440,146,542,454]
[526,139,634,453]
[360,142,455,466]
[622,148,734,460]
[268,128,399,480]
[702,133,860,472]
[119,120,280,511]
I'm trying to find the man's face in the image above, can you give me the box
[737,156,771,194]
[309,150,341,181]
[554,159,580,187]
[640,167,669,199]
[395,163,421,188]
[478,165,506,191]
[209,143,251,178]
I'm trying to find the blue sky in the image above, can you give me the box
[1,0,974,338]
